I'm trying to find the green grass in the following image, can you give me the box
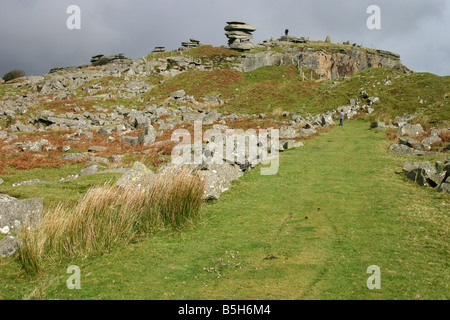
[0,165,122,208]
[1,120,448,299]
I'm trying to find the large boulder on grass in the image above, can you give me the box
[398,124,424,137]
[198,163,243,201]
[402,161,444,188]
[370,122,386,131]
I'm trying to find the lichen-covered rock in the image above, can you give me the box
[0,197,43,234]
[0,236,20,258]
[398,124,424,137]
[115,162,156,188]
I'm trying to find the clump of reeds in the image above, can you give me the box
[18,167,205,273]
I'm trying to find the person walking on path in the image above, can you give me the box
[339,110,345,126]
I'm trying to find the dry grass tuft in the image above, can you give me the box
[18,168,205,273]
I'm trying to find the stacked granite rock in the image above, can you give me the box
[279,35,307,43]
[151,47,166,53]
[225,21,257,51]
[91,53,126,66]
[181,39,200,49]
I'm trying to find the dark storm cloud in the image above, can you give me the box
[0,0,448,77]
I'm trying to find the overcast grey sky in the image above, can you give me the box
[0,0,449,77]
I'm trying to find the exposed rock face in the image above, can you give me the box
[225,21,257,51]
[240,47,410,78]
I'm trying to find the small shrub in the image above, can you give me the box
[385,128,399,141]
[440,130,450,143]
[2,70,25,82]
[272,107,284,119]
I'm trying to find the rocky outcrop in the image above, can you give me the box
[279,35,307,43]
[152,47,166,54]
[240,46,410,78]
[91,53,127,66]
[180,39,200,50]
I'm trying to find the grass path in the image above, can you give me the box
[1,120,449,299]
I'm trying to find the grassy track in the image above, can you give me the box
[1,120,448,300]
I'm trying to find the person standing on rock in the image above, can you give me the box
[339,110,345,126]
[285,29,289,36]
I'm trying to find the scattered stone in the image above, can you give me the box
[281,140,304,150]
[62,153,86,161]
[88,146,107,152]
[134,115,152,129]
[62,145,71,152]
[12,179,54,187]
[170,90,186,99]
[399,137,418,148]
[388,144,433,156]
[321,114,335,127]
[115,162,156,188]
[121,136,139,147]
[198,163,243,201]
[0,236,20,258]
[79,165,99,176]
[420,135,442,151]
[110,155,125,163]
[403,161,447,191]
[59,174,79,183]
[280,127,300,139]
[370,122,386,131]
[0,197,43,234]
[159,122,175,130]
[398,124,424,137]
[138,125,157,146]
